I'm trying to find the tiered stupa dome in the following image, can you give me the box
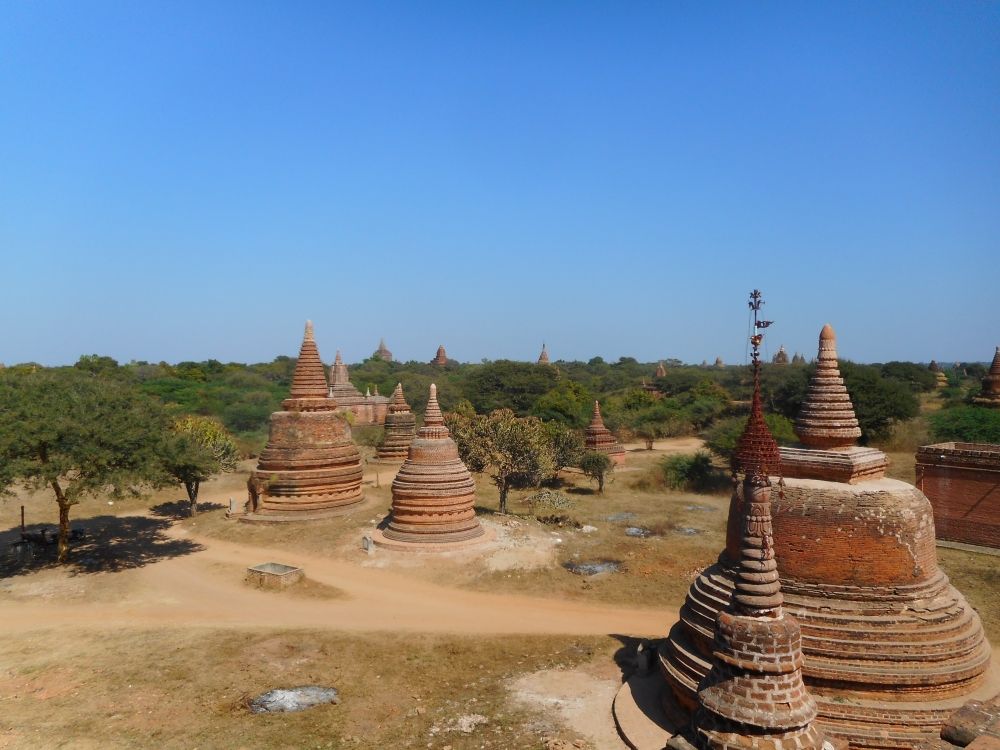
[374,384,485,548]
[376,383,416,460]
[584,401,625,465]
[795,324,861,449]
[660,323,998,749]
[772,344,789,364]
[973,347,1000,408]
[243,322,364,521]
[537,343,550,364]
[432,345,449,367]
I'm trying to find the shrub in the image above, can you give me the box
[661,451,717,492]
[929,406,1000,444]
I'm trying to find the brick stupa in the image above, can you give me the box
[432,345,449,367]
[374,338,393,362]
[772,344,789,365]
[537,343,550,364]
[973,347,1000,408]
[930,360,950,389]
[693,374,838,750]
[660,323,998,749]
[779,324,888,483]
[375,383,416,461]
[243,322,364,521]
[373,384,486,549]
[655,361,668,378]
[329,351,388,425]
[585,401,625,465]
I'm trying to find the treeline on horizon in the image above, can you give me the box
[4,352,997,455]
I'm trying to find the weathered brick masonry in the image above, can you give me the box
[916,442,1000,549]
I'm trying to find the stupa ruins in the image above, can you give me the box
[972,347,1000,408]
[242,322,364,521]
[584,400,625,465]
[655,361,668,378]
[372,384,486,549]
[657,317,998,748]
[432,344,449,367]
[375,383,417,461]
[329,351,389,425]
[537,343,550,364]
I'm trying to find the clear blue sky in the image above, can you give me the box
[2,2,997,367]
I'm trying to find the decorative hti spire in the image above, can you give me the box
[423,383,445,427]
[285,320,333,409]
[537,343,550,364]
[795,324,862,449]
[693,290,831,750]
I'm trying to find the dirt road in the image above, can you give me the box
[2,523,675,638]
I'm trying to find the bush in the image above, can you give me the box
[661,451,717,492]
[929,406,1000,444]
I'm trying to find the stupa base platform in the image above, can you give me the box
[369,525,495,552]
[779,445,888,483]
[240,496,368,524]
[613,672,686,750]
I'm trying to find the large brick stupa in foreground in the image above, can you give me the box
[660,323,998,749]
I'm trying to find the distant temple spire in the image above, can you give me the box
[537,343,550,364]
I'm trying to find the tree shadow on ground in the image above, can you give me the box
[0,515,204,578]
[150,500,225,520]
[567,486,597,495]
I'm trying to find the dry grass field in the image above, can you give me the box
[1,438,996,749]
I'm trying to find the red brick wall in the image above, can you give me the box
[917,462,1000,548]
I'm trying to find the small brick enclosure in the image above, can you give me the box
[246,562,304,590]
[916,442,1000,549]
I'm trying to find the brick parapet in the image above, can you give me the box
[916,442,1000,549]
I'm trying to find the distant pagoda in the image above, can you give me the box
[537,343,550,364]
[374,338,393,362]
[972,347,1000,408]
[655,361,667,378]
[772,344,789,364]
[432,344,449,367]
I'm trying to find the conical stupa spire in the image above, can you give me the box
[585,401,625,462]
[286,320,330,405]
[973,346,1000,407]
[424,384,445,427]
[537,343,550,364]
[795,324,862,448]
[991,346,1000,374]
[389,382,409,412]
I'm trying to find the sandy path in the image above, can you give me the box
[2,523,675,638]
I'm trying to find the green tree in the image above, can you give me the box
[929,406,1000,444]
[163,415,240,515]
[545,421,585,471]
[579,451,613,494]
[447,409,554,514]
[0,369,172,563]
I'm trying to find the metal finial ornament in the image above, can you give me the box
[733,290,782,481]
